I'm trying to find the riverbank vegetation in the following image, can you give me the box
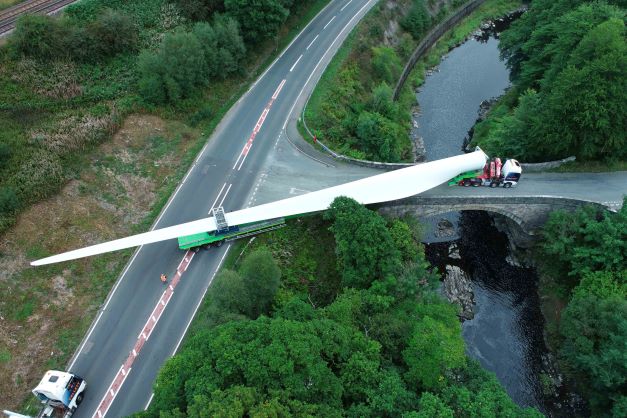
[470,0,626,163]
[0,0,331,412]
[140,198,542,416]
[536,200,626,416]
[304,0,521,162]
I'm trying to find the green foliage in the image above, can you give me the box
[403,305,466,390]
[402,0,431,40]
[148,316,381,416]
[208,248,280,319]
[324,197,402,289]
[304,2,417,162]
[225,0,290,43]
[139,16,245,104]
[371,46,402,85]
[193,16,246,78]
[138,31,208,104]
[0,186,19,215]
[8,15,66,60]
[538,201,626,289]
[559,270,627,416]
[356,111,405,161]
[173,0,225,21]
[474,0,627,162]
[9,10,138,63]
[415,392,454,417]
[440,360,544,418]
[239,248,281,318]
[84,9,138,60]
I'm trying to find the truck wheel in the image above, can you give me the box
[76,393,84,405]
[463,180,471,187]
[490,182,498,188]
[504,183,512,188]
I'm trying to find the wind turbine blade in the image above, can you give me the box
[31,150,487,266]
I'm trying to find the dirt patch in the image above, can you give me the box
[0,113,199,411]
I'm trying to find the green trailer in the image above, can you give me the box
[447,170,482,186]
[177,217,286,251]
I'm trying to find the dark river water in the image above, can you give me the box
[414,37,560,415]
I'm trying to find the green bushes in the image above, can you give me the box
[138,31,208,104]
[0,187,19,216]
[138,17,246,104]
[9,10,138,63]
[402,0,431,40]
[224,0,290,43]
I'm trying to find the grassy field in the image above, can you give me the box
[0,0,332,412]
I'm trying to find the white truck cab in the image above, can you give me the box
[32,371,86,417]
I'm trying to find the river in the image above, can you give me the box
[414,35,579,416]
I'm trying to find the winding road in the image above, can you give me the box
[67,1,381,417]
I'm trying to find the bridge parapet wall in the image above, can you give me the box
[377,196,609,238]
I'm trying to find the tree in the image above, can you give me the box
[539,18,626,161]
[371,46,402,85]
[403,307,466,390]
[193,16,246,79]
[401,0,431,40]
[356,111,404,162]
[440,360,543,418]
[224,0,290,43]
[324,197,402,289]
[538,202,626,289]
[414,392,453,418]
[138,31,208,104]
[559,270,627,416]
[239,248,281,318]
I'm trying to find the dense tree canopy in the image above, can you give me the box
[224,0,290,43]
[473,0,627,161]
[538,200,626,416]
[138,17,245,104]
[324,196,402,289]
[140,198,540,417]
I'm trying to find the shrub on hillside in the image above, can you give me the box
[371,46,402,85]
[0,143,11,168]
[559,271,627,416]
[401,0,431,40]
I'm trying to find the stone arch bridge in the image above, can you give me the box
[376,172,626,247]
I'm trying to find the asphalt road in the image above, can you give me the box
[67,1,380,417]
